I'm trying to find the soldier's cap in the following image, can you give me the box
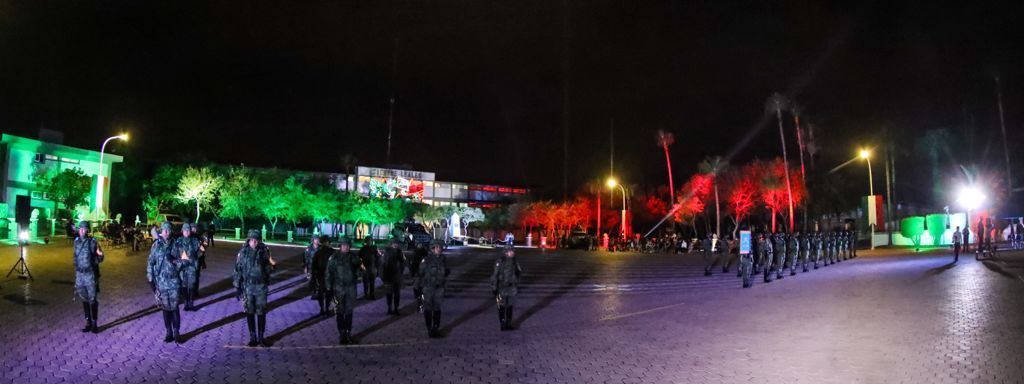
[77,221,90,230]
[503,244,515,252]
[338,237,352,246]
[430,239,445,248]
[161,221,173,232]
[181,223,193,232]
[247,229,261,240]
[311,234,321,241]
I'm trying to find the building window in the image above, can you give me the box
[60,157,80,164]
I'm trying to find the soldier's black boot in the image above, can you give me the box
[90,301,100,333]
[393,294,401,316]
[385,294,394,315]
[505,307,515,330]
[430,311,442,338]
[498,306,507,330]
[246,314,258,347]
[256,314,269,347]
[344,314,358,344]
[172,309,182,344]
[162,311,174,343]
[423,311,434,337]
[336,313,346,345]
[81,302,93,332]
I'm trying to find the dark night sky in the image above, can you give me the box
[1,1,1021,199]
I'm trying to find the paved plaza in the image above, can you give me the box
[1,238,1023,383]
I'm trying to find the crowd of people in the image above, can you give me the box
[70,220,522,347]
[700,230,858,288]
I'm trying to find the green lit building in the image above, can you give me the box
[0,133,123,225]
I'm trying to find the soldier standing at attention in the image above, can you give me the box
[702,234,715,276]
[176,223,205,311]
[359,236,381,300]
[756,233,772,283]
[233,229,275,347]
[147,222,184,343]
[311,236,335,317]
[304,235,323,300]
[787,231,799,276]
[952,226,962,262]
[491,245,522,329]
[73,221,104,333]
[962,225,971,253]
[326,237,364,344]
[799,231,812,272]
[812,232,823,269]
[772,232,787,280]
[410,242,427,311]
[382,238,407,315]
[416,240,450,338]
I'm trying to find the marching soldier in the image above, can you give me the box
[415,240,450,338]
[787,231,800,276]
[359,236,381,300]
[147,222,184,343]
[325,237,364,345]
[772,232,787,280]
[382,238,407,315]
[849,231,858,258]
[233,229,275,347]
[702,234,715,276]
[490,244,522,329]
[303,235,323,300]
[72,221,104,333]
[719,235,733,274]
[799,231,812,272]
[952,226,962,262]
[739,237,753,288]
[757,233,773,282]
[812,232,823,269]
[311,236,335,316]
[176,223,205,311]
[410,242,427,311]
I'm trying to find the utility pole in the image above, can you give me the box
[995,75,1012,196]
[386,38,398,165]
[561,0,571,201]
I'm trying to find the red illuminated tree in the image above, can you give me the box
[725,161,762,236]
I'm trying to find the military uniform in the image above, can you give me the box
[718,236,733,274]
[359,238,381,300]
[72,221,104,333]
[410,244,428,311]
[304,239,320,300]
[311,241,335,316]
[787,233,799,276]
[702,236,714,276]
[490,246,522,329]
[739,238,753,288]
[799,232,812,272]
[812,232,823,269]
[175,224,204,311]
[147,222,183,343]
[326,237,364,344]
[772,233,787,280]
[757,234,773,282]
[233,230,274,347]
[381,240,407,315]
[415,240,450,338]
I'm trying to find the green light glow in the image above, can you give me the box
[900,216,925,248]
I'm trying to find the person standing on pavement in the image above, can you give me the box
[311,236,335,317]
[410,242,427,312]
[176,223,205,311]
[415,240,450,338]
[772,232,787,280]
[702,234,715,276]
[325,237,364,345]
[359,236,381,300]
[147,222,184,343]
[812,232,823,269]
[233,229,275,347]
[739,236,753,288]
[787,231,800,276]
[490,244,522,329]
[382,238,407,315]
[952,226,962,262]
[756,233,772,282]
[304,235,325,300]
[719,235,733,274]
[72,221,104,333]
[799,231,812,272]
[962,225,971,253]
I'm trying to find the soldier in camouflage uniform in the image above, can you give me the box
[415,240,450,338]
[838,231,848,260]
[849,231,857,258]
[811,231,823,269]
[311,236,335,316]
[773,232,787,280]
[490,245,522,330]
[382,238,407,315]
[410,242,428,311]
[304,235,324,300]
[147,222,184,343]
[799,231,812,272]
[756,233,773,282]
[359,236,381,300]
[702,234,715,276]
[72,221,104,333]
[233,229,275,347]
[175,223,205,311]
[786,231,799,276]
[325,237,364,344]
[739,236,753,288]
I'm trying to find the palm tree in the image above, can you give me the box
[699,155,726,237]
[656,130,676,203]
[766,93,795,231]
[791,103,809,232]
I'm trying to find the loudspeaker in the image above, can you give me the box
[15,195,31,225]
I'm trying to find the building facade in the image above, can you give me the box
[331,166,527,208]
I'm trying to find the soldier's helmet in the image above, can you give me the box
[77,221,90,230]
[311,234,321,241]
[161,221,173,232]
[503,243,515,252]
[182,223,193,232]
[247,229,261,240]
[338,237,352,247]
[430,239,445,249]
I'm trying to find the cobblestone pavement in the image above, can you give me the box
[1,239,1023,383]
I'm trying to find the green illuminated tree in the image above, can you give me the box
[457,207,485,237]
[218,166,258,230]
[33,167,92,218]
[307,189,340,235]
[144,164,187,214]
[175,166,223,222]
[280,176,311,232]
[142,194,162,224]
[256,184,287,239]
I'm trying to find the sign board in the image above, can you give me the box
[739,230,752,255]
[356,166,435,181]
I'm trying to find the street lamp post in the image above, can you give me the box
[860,149,874,196]
[96,133,128,220]
[957,186,985,255]
[607,178,628,238]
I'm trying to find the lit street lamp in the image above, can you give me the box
[859,148,874,196]
[95,133,128,220]
[607,177,628,238]
[957,186,985,246]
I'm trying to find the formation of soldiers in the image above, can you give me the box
[702,230,858,288]
[73,221,522,347]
